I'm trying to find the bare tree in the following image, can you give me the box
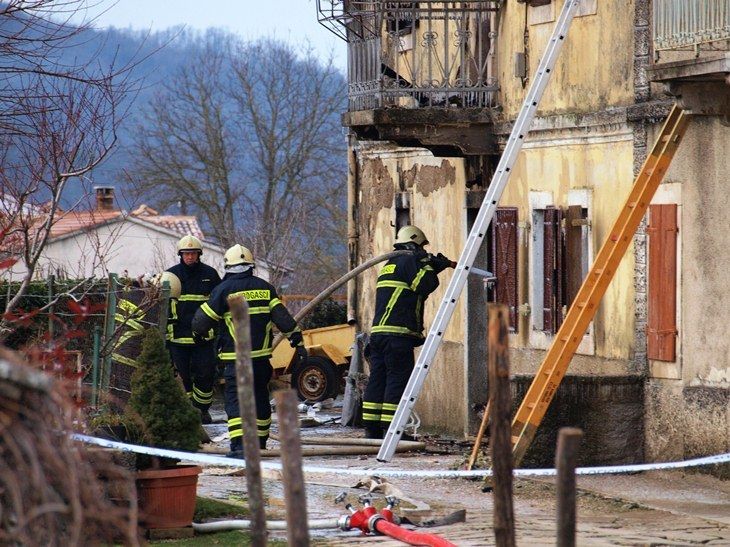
[0,0,134,329]
[128,35,347,290]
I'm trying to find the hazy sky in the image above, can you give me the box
[83,0,348,71]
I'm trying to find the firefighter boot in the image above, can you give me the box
[364,425,383,440]
[227,437,244,459]
[259,436,268,450]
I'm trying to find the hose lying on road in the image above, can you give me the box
[271,250,411,350]
[193,518,340,533]
[374,519,457,547]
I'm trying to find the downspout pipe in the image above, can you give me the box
[346,133,359,325]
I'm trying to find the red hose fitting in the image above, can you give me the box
[374,519,457,547]
[346,505,378,533]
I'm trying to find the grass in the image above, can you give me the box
[193,496,249,521]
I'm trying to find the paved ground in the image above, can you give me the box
[196,399,730,546]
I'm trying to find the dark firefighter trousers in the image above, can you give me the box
[168,343,216,411]
[362,335,417,438]
[224,358,273,450]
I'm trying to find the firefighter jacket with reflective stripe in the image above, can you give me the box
[166,261,221,345]
[371,251,440,341]
[191,271,303,361]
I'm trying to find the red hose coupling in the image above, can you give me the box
[347,505,378,533]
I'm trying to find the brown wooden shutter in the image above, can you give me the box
[490,207,519,332]
[647,204,678,361]
[543,206,562,334]
[564,205,585,309]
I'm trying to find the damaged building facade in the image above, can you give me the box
[319,0,730,465]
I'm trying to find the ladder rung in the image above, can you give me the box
[627,201,636,208]
[511,435,520,445]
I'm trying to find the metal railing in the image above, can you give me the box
[653,0,730,51]
[318,1,501,111]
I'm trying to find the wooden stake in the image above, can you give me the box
[275,389,310,547]
[488,304,515,547]
[228,295,267,547]
[467,399,491,470]
[556,427,583,547]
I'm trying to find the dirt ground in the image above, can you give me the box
[195,397,730,546]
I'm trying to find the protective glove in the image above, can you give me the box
[295,345,308,364]
[429,252,454,273]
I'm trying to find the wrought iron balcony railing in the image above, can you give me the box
[318,1,501,111]
[653,0,730,52]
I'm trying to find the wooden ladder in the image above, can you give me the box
[510,104,690,466]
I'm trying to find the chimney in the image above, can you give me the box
[95,186,115,211]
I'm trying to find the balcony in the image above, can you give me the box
[317,1,501,155]
[650,0,729,117]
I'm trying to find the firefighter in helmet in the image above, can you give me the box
[192,244,306,457]
[166,235,221,424]
[361,225,453,439]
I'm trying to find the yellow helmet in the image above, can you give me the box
[177,235,203,254]
[224,244,254,267]
[155,271,181,298]
[394,225,429,246]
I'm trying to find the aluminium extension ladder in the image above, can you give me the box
[378,0,583,462]
[510,104,689,466]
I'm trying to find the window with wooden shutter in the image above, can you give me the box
[490,207,519,332]
[647,204,678,362]
[564,205,588,310]
[542,206,564,334]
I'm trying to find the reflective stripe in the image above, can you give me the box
[118,299,144,317]
[380,264,396,276]
[201,302,221,321]
[230,289,271,301]
[376,280,410,290]
[410,265,433,291]
[114,314,144,331]
[257,430,269,437]
[247,306,269,315]
[257,418,272,427]
[229,429,243,439]
[371,325,421,337]
[218,347,273,361]
[111,353,138,368]
[362,413,381,421]
[228,417,242,427]
[179,294,208,302]
[170,299,178,320]
[282,326,301,337]
[380,415,394,423]
[382,403,399,411]
[269,298,282,309]
[362,402,383,409]
[378,287,403,327]
[193,386,213,404]
[170,337,195,345]
[116,329,142,348]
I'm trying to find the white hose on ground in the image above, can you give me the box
[271,249,411,350]
[193,518,340,533]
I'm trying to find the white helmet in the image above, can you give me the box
[177,235,203,255]
[394,225,429,246]
[154,271,181,298]
[224,244,254,267]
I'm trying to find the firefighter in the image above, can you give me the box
[166,235,221,424]
[361,225,453,439]
[192,244,306,457]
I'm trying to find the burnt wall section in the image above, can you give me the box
[512,375,644,468]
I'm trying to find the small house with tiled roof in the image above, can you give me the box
[3,187,269,281]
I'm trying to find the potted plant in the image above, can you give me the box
[128,328,203,530]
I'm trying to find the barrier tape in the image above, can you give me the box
[73,434,730,479]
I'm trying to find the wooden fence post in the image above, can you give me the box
[228,294,267,547]
[556,427,583,547]
[275,389,310,546]
[489,303,515,547]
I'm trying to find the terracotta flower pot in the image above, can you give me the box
[136,465,202,529]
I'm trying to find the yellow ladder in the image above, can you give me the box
[511,104,690,466]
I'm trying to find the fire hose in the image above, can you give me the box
[194,494,456,546]
[270,249,412,350]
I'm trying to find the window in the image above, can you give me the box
[647,204,678,362]
[394,191,410,232]
[488,207,519,332]
[531,202,589,335]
